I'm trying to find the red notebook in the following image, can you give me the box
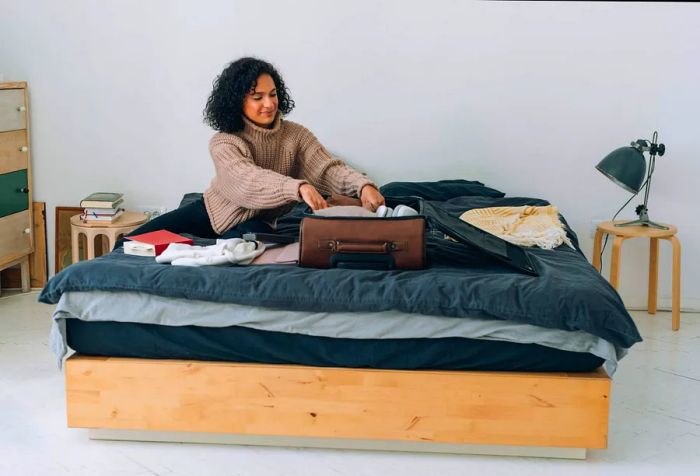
[124,230,193,257]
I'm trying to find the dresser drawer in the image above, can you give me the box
[0,130,29,174]
[0,89,27,132]
[0,169,29,218]
[0,210,32,260]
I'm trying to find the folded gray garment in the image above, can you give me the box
[50,291,625,376]
[314,205,420,218]
[313,205,376,217]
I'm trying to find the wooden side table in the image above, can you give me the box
[70,211,147,262]
[592,221,681,330]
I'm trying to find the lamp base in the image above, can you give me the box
[614,205,669,230]
[614,218,669,230]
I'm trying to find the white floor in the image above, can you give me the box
[1,291,699,476]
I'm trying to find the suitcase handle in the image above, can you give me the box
[330,253,395,270]
[334,241,394,254]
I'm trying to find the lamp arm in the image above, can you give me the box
[640,131,660,215]
[641,154,655,213]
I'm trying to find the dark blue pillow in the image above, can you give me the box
[180,179,505,210]
[379,179,505,200]
[179,192,203,209]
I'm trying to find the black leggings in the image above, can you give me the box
[114,198,273,250]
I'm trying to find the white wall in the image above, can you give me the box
[2,0,698,309]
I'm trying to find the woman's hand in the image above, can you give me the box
[360,184,385,212]
[299,183,329,210]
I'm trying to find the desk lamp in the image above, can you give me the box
[595,131,668,230]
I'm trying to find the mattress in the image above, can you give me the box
[65,319,605,372]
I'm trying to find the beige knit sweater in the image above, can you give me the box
[459,206,574,250]
[204,113,374,234]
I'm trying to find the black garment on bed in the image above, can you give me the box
[66,319,604,373]
[112,197,274,249]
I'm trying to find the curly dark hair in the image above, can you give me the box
[203,57,295,133]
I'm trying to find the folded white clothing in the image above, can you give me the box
[376,205,393,217]
[376,204,418,218]
[155,238,265,267]
[391,204,419,217]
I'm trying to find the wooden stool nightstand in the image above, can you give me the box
[70,211,147,263]
[592,221,681,330]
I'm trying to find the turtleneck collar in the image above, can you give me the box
[242,112,282,141]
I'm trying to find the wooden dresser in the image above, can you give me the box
[0,81,33,292]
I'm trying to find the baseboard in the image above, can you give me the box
[658,296,700,313]
[625,296,700,314]
[0,287,43,293]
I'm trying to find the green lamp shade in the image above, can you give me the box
[595,146,646,193]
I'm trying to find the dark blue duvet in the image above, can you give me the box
[40,180,642,349]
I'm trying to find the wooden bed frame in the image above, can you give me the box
[65,354,611,459]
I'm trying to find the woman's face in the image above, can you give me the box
[242,74,279,127]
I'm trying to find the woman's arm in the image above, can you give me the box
[209,138,307,210]
[296,127,376,198]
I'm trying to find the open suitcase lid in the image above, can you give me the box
[421,200,539,276]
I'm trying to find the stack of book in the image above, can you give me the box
[80,192,125,223]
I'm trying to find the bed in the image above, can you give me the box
[40,180,641,459]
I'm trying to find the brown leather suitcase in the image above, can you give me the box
[299,196,426,270]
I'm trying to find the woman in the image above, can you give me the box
[120,57,384,244]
